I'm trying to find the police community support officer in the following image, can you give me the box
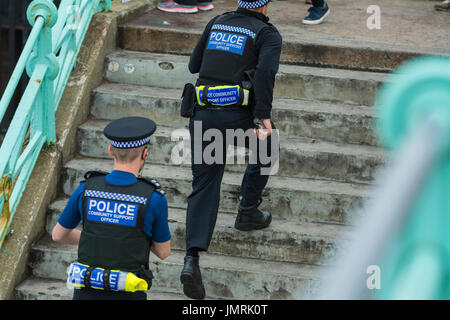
[52,117,171,300]
[180,0,282,300]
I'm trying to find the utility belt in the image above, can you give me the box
[66,262,153,292]
[181,82,252,118]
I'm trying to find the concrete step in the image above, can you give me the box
[46,198,350,265]
[117,1,450,72]
[27,237,323,299]
[92,82,378,146]
[62,157,367,224]
[14,277,190,300]
[77,119,385,184]
[104,50,387,106]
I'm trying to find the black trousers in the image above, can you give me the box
[185,108,278,251]
[73,288,147,300]
[312,0,325,6]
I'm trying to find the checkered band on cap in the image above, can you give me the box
[109,137,150,149]
[237,0,270,9]
[211,24,256,39]
[85,189,148,205]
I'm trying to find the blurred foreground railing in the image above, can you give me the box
[317,57,450,300]
[0,0,111,249]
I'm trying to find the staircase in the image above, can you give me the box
[14,1,406,300]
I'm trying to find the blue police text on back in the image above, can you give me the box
[207,31,247,55]
[86,198,138,226]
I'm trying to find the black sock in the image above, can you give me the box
[187,247,200,257]
[312,0,324,7]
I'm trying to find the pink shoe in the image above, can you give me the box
[157,0,198,13]
[305,0,312,4]
[197,2,214,11]
[435,0,450,11]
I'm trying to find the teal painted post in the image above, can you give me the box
[316,56,450,300]
[375,57,450,299]
[27,0,59,144]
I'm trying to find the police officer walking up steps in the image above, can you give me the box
[52,117,171,300]
[179,0,282,300]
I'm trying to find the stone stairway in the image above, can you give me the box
[14,1,430,300]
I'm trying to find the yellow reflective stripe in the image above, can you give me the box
[243,89,249,106]
[196,86,206,106]
[210,85,240,90]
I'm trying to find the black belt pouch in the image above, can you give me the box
[180,83,196,118]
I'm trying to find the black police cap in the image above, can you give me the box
[103,117,157,149]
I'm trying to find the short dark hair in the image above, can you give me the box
[111,144,148,163]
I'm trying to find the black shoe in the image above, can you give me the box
[180,255,205,299]
[234,202,272,231]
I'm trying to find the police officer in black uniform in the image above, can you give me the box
[52,117,171,300]
[179,0,282,300]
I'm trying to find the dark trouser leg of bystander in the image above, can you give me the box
[174,0,196,4]
[312,0,324,7]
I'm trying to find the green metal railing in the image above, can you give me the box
[317,56,450,300]
[0,0,111,249]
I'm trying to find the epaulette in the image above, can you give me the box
[139,177,166,196]
[83,170,108,182]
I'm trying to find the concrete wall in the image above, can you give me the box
[0,0,157,300]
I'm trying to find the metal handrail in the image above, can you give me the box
[0,0,111,249]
